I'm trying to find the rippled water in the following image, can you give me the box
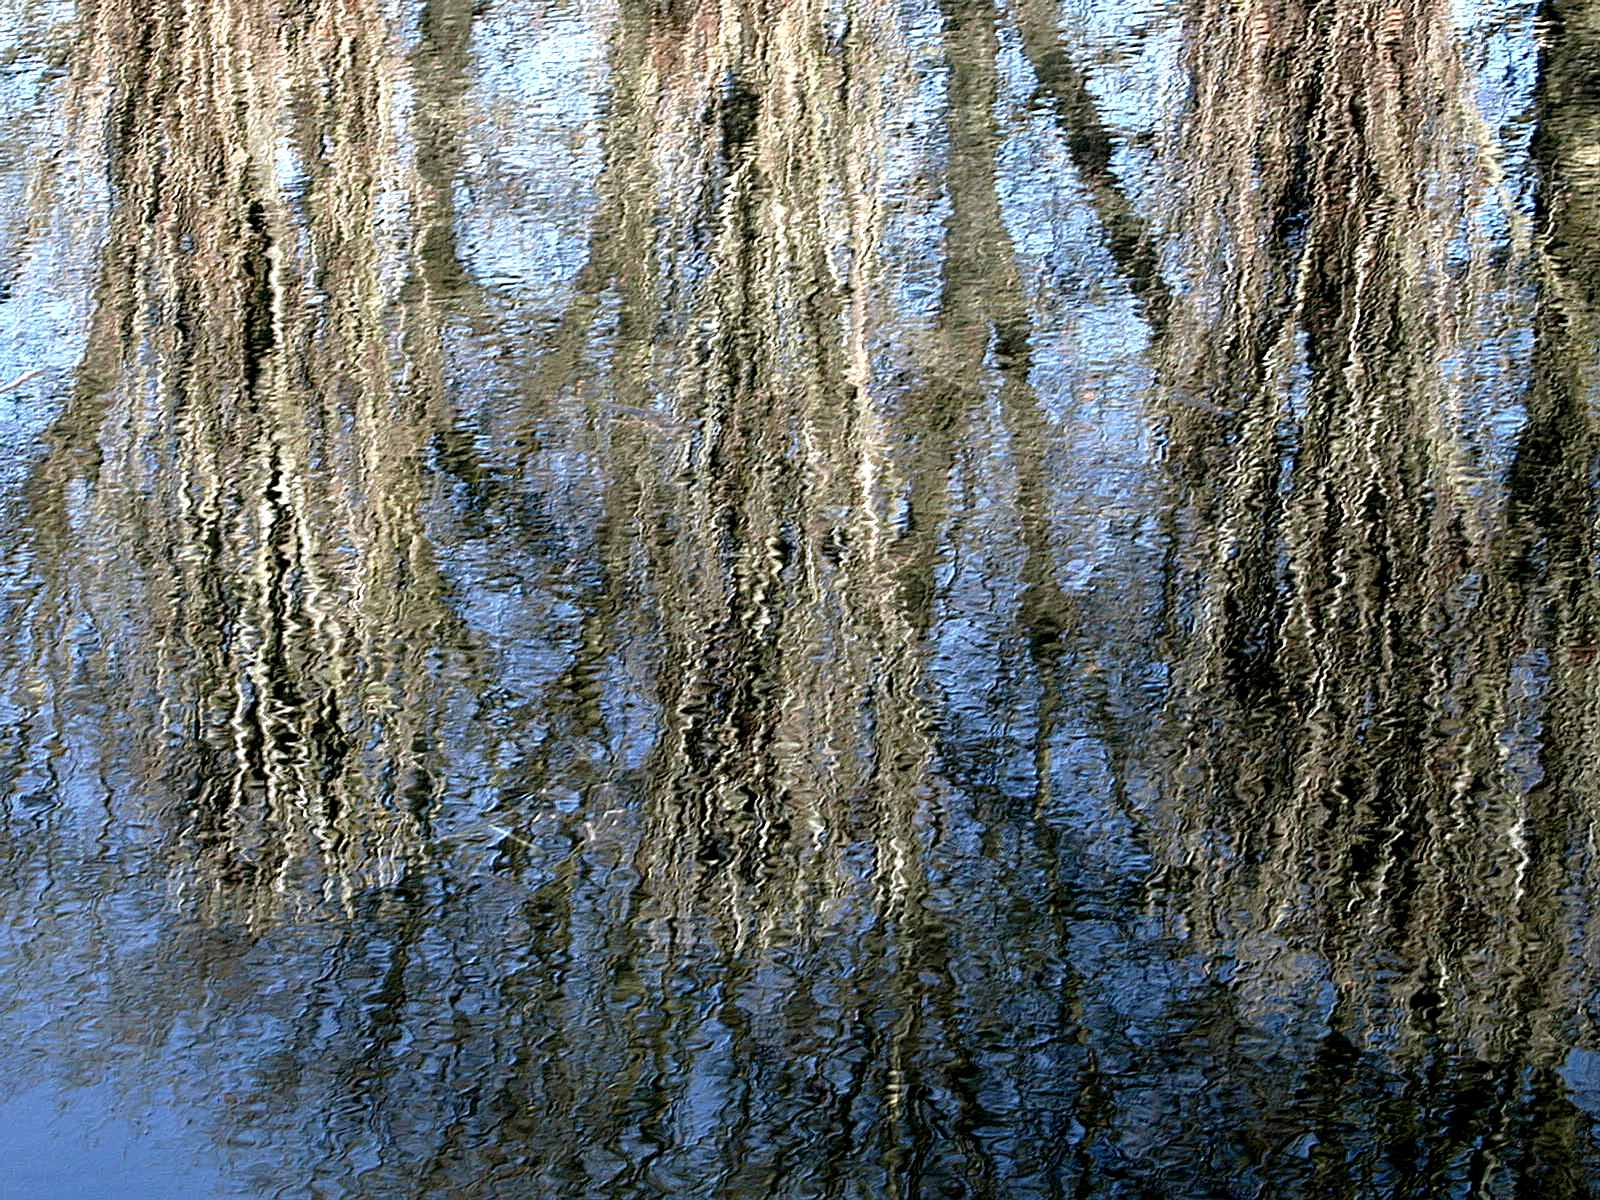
[0,0,1597,1194]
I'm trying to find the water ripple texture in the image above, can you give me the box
[0,0,1596,1194]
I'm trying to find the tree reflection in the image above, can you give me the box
[0,0,1597,1193]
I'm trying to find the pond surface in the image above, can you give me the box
[1,0,1598,1194]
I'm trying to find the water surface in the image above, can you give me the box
[1,0,1599,1194]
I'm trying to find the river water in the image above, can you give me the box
[0,0,1597,1194]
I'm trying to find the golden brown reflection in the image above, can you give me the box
[1150,0,1600,1181]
